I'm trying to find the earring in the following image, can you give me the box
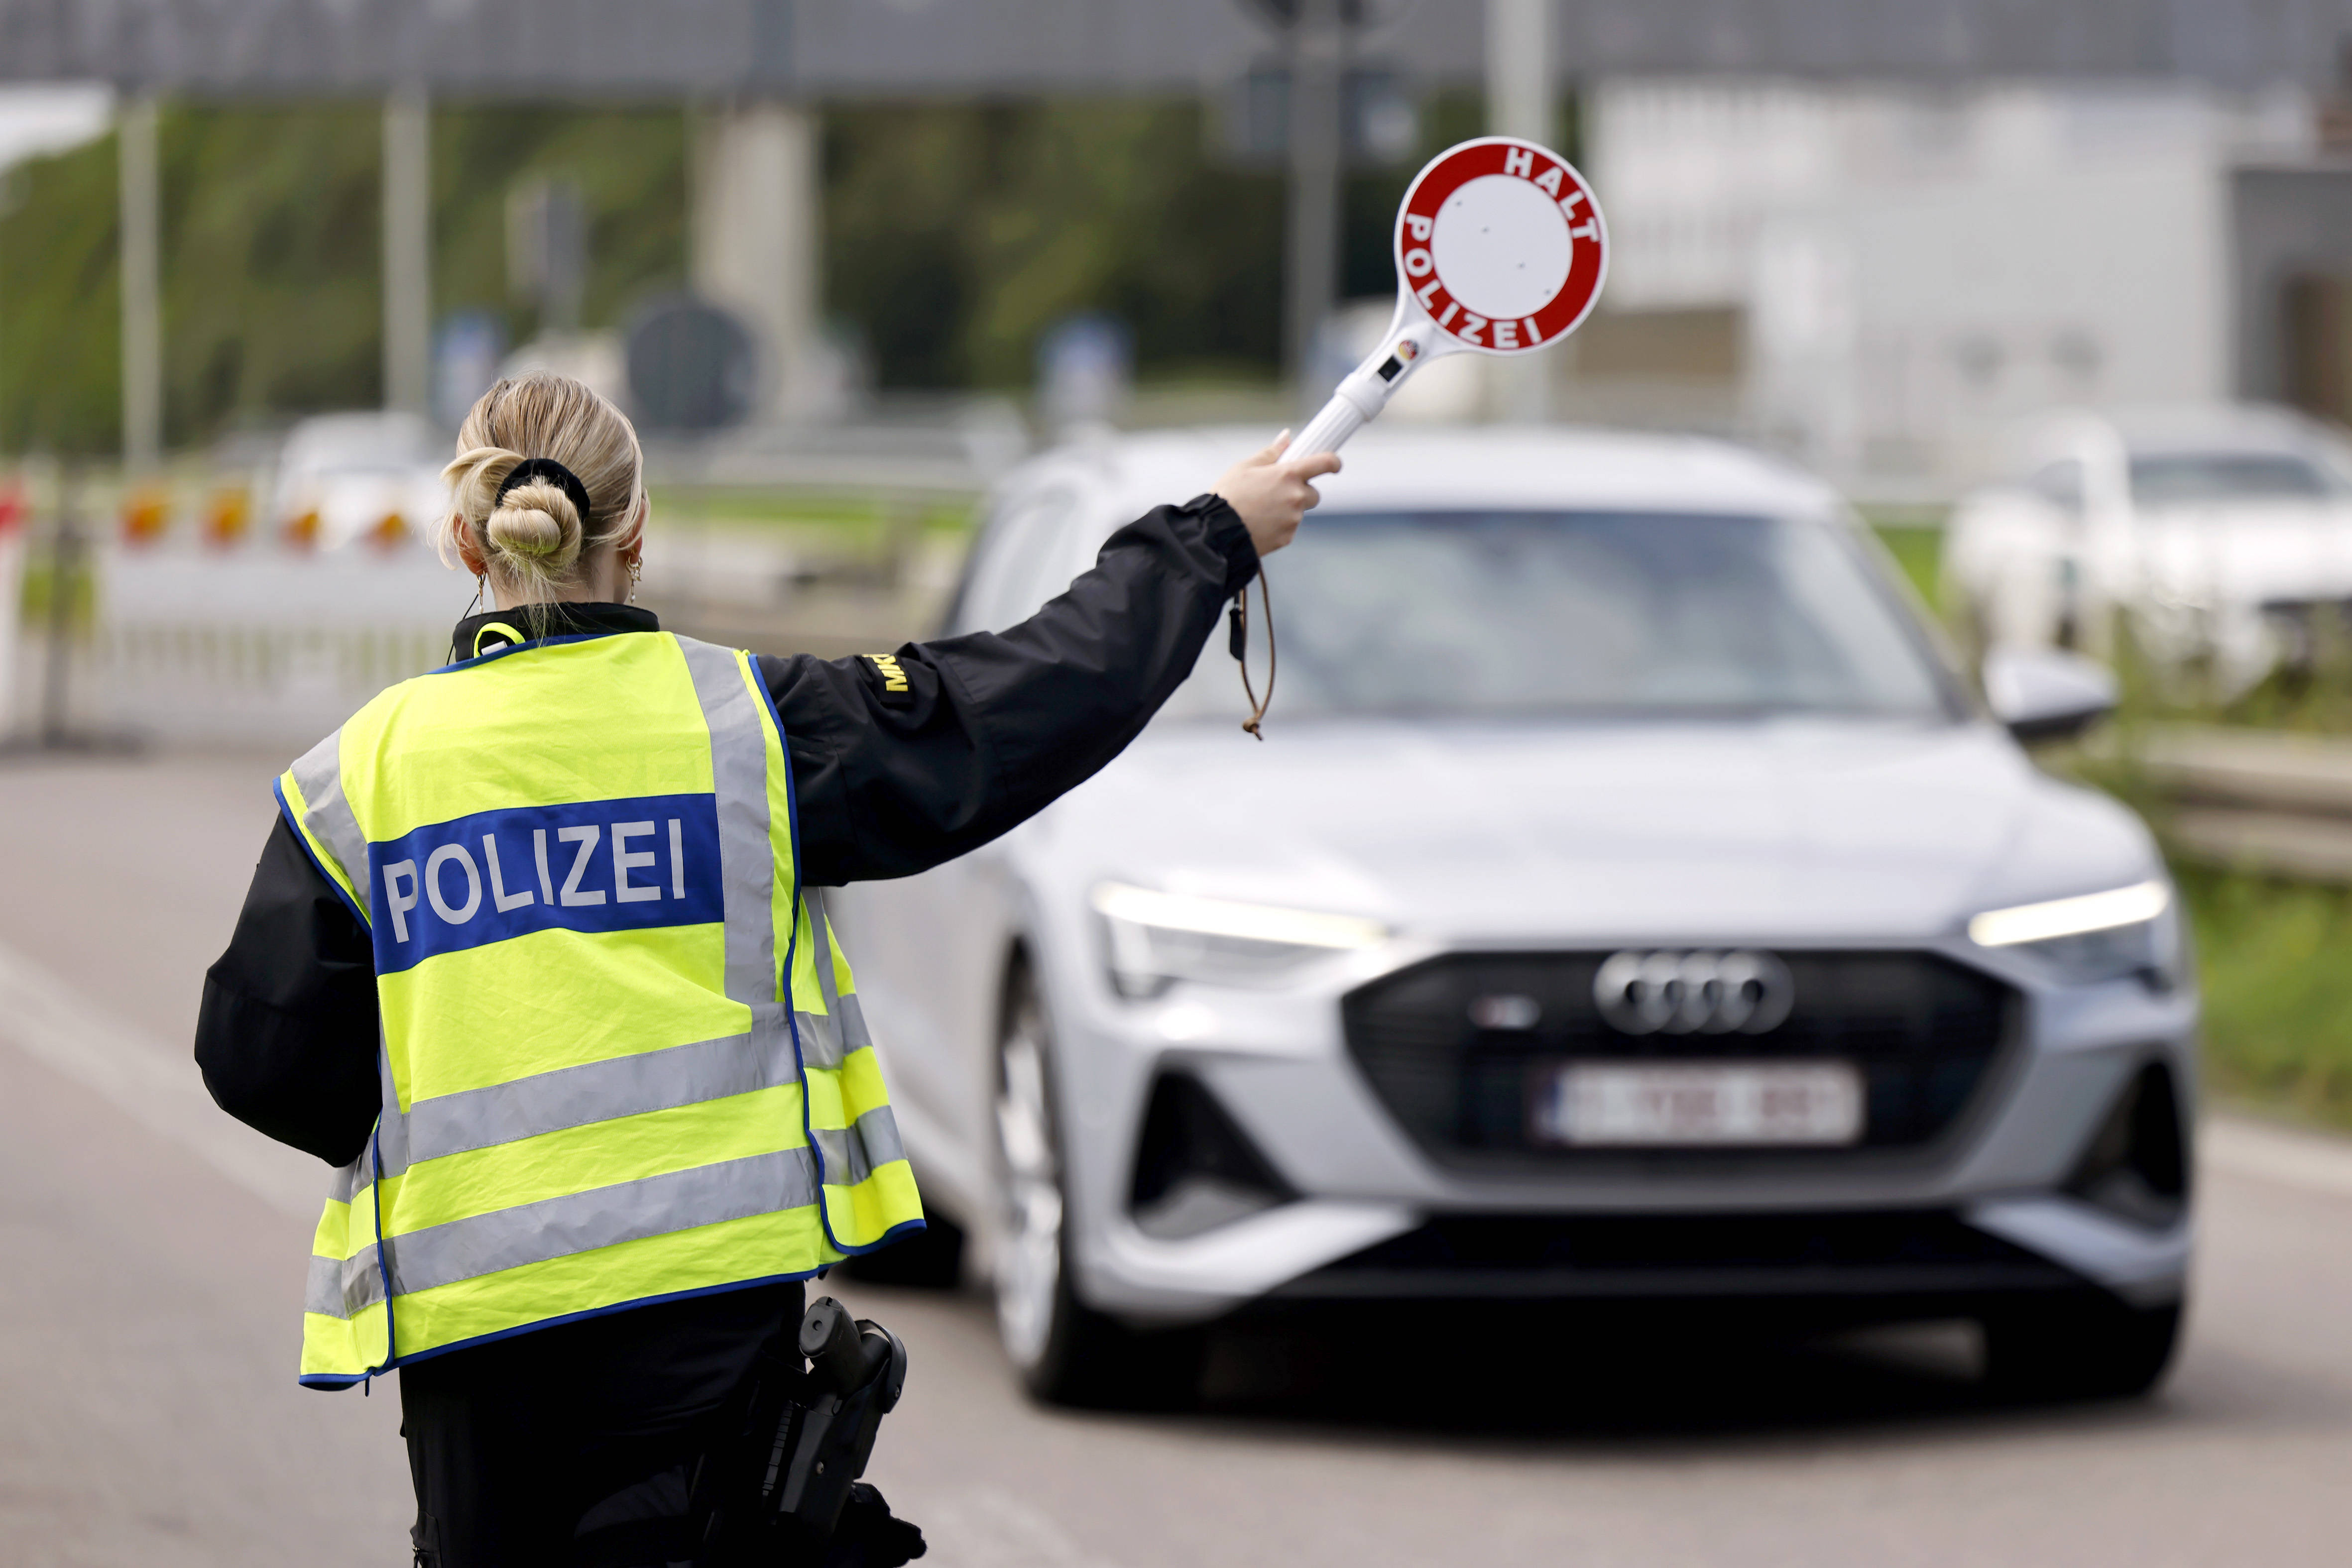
[453,573,487,663]
[627,557,642,604]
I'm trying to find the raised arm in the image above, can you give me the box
[775,435,1338,886]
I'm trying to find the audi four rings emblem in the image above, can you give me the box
[1592,950,1796,1036]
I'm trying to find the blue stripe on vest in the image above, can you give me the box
[365,794,724,974]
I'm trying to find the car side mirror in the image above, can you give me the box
[1981,646,2117,743]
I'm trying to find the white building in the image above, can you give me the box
[1579,79,2319,496]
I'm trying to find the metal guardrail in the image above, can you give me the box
[639,403,1021,498]
[2131,725,2352,882]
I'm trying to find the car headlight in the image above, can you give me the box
[1966,879,2179,987]
[1091,883,1389,998]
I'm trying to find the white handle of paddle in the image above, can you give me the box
[1293,385,1371,457]
[1290,329,1431,457]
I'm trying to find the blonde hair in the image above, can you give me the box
[438,372,645,604]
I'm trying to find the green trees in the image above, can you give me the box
[0,93,1463,452]
[826,100,1286,390]
[0,102,687,455]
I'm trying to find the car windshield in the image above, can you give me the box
[1160,509,1953,722]
[2128,451,2341,507]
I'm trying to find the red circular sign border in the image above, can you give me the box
[1393,136,1607,353]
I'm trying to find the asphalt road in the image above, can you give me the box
[6,751,2352,1568]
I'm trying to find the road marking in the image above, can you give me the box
[2204,1113,2352,1200]
[0,940,321,1218]
[916,1485,1127,1568]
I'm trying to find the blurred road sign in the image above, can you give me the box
[626,297,758,434]
[433,313,505,431]
[1037,315,1133,430]
[1292,135,1605,453]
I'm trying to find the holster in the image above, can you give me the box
[687,1297,923,1568]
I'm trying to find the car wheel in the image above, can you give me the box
[992,960,1201,1409]
[1981,1296,2182,1402]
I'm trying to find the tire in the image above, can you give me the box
[1981,1296,2183,1402]
[991,960,1202,1409]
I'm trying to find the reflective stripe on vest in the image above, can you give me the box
[276,631,922,1388]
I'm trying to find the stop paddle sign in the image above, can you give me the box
[1292,135,1609,456]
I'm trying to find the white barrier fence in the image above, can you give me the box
[6,518,950,751]
[14,541,475,749]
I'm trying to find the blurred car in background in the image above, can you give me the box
[1944,405,2352,691]
[266,411,449,550]
[835,429,2195,1410]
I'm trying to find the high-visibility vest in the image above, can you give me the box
[275,629,923,1389]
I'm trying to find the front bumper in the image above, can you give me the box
[1042,925,2198,1328]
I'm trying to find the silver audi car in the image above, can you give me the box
[832,428,2196,1408]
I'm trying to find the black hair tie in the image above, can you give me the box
[493,456,593,522]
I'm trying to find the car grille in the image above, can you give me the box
[1341,950,2016,1169]
[1274,1211,2079,1301]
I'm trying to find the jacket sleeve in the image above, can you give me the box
[194,814,384,1168]
[765,496,1259,887]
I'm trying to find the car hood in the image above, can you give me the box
[1025,717,2157,946]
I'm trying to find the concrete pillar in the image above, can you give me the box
[1486,0,1554,422]
[693,102,819,423]
[118,94,161,472]
[382,89,432,418]
[1285,0,1346,402]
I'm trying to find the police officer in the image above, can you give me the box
[194,371,1335,1566]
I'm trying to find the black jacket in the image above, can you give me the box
[195,495,1256,1167]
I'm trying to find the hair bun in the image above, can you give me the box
[484,479,585,574]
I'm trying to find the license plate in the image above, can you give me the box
[1532,1061,1865,1147]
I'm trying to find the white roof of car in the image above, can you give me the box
[2014,403,2347,461]
[1004,425,1847,526]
